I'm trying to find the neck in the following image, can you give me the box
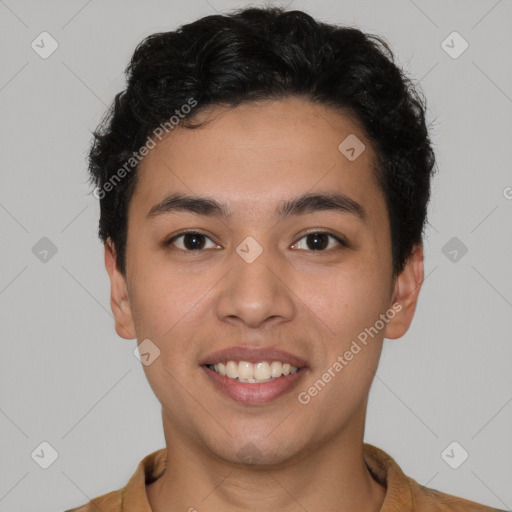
[146,410,386,512]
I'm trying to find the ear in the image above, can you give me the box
[104,240,136,340]
[383,243,424,340]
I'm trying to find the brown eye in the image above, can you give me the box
[292,232,346,251]
[167,232,220,251]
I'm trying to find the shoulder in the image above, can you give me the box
[62,448,166,512]
[363,443,505,512]
[63,487,123,512]
[408,476,507,511]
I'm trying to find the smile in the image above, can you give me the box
[206,360,299,383]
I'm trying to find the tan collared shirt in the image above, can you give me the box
[65,443,505,511]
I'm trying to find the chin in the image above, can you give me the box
[204,429,306,468]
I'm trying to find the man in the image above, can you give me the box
[67,6,504,511]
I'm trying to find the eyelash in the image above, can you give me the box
[165,230,349,253]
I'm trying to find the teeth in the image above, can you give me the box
[226,361,238,379]
[270,361,282,378]
[208,360,300,382]
[238,361,253,380]
[253,362,270,380]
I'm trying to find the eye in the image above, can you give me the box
[291,231,347,251]
[165,230,347,252]
[166,231,220,251]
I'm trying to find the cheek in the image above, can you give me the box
[128,262,189,342]
[305,261,389,340]
[128,259,215,363]
[299,274,386,422]
[310,259,388,400]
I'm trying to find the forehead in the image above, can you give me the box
[132,97,384,221]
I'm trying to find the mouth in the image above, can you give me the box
[205,360,300,383]
[199,346,308,404]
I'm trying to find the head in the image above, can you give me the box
[91,7,435,465]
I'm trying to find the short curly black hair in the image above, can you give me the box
[88,6,436,278]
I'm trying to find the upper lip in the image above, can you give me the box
[199,346,308,367]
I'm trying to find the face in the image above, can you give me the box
[106,96,423,465]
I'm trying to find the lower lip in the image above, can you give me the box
[201,366,307,404]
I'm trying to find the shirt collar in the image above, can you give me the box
[120,443,414,511]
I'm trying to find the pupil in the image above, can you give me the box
[184,233,204,250]
[307,233,327,250]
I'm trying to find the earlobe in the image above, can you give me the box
[383,244,424,340]
[104,240,136,340]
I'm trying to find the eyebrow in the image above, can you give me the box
[147,191,366,223]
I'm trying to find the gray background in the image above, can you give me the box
[1,0,511,510]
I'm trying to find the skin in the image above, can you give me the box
[105,96,424,511]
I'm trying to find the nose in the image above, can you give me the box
[215,243,296,330]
